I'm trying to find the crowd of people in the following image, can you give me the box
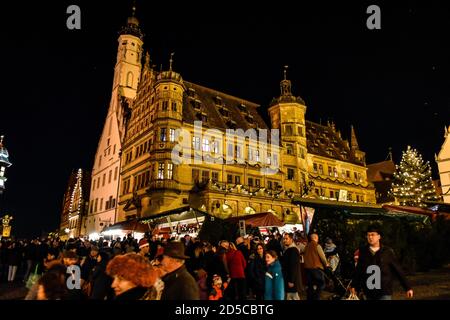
[0,224,414,300]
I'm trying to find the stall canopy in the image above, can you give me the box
[291,197,430,223]
[382,204,450,221]
[101,206,208,234]
[226,212,285,227]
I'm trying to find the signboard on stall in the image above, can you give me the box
[338,189,348,202]
[2,226,11,237]
[239,220,246,236]
[302,207,315,235]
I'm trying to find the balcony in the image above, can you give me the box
[147,179,180,193]
[195,180,294,200]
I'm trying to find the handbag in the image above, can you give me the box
[26,264,41,289]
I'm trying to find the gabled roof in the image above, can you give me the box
[305,121,365,166]
[367,160,396,182]
[226,212,285,227]
[437,126,450,160]
[182,81,268,131]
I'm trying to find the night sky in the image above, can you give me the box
[1,1,449,238]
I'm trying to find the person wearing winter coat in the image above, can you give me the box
[106,253,162,300]
[351,225,413,300]
[264,250,284,300]
[303,233,329,300]
[224,242,247,300]
[89,251,114,300]
[281,233,302,300]
[160,241,199,300]
[7,242,22,282]
[248,244,266,300]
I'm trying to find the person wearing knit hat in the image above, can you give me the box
[138,238,151,259]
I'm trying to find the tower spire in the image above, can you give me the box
[144,51,150,68]
[280,65,292,97]
[386,147,393,161]
[119,0,144,39]
[350,125,359,150]
[169,52,175,71]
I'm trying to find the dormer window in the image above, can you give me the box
[238,103,247,112]
[226,119,237,129]
[187,88,196,98]
[197,112,207,123]
[219,107,229,117]
[214,96,222,105]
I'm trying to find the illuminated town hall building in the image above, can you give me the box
[83,10,376,235]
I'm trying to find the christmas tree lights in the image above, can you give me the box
[390,146,439,207]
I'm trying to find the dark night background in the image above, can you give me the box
[0,1,449,238]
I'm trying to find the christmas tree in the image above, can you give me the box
[390,146,439,207]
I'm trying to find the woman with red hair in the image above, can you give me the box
[106,253,163,300]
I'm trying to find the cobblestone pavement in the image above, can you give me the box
[1,264,449,300]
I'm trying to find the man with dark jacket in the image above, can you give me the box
[236,237,250,261]
[351,225,413,300]
[161,241,199,300]
[281,233,302,300]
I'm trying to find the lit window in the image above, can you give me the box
[255,150,260,162]
[202,171,209,183]
[202,138,210,152]
[287,144,293,155]
[167,163,173,179]
[160,128,167,142]
[227,143,233,157]
[192,169,200,183]
[235,145,241,158]
[287,168,295,180]
[285,125,292,136]
[158,163,164,179]
[273,154,278,167]
[193,136,201,150]
[169,128,176,142]
[212,141,219,154]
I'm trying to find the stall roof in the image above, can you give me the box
[291,197,428,223]
[226,212,285,227]
[383,204,450,221]
[102,206,208,233]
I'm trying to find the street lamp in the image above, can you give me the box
[0,136,12,195]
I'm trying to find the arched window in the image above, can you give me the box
[126,72,133,87]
